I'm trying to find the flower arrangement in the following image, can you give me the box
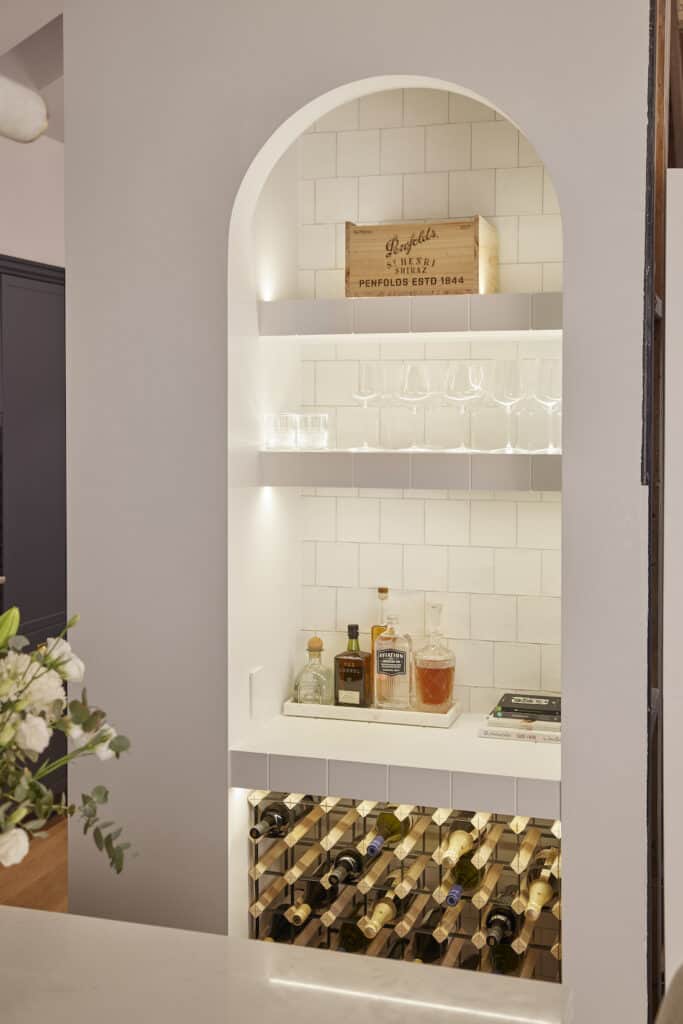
[0,607,131,873]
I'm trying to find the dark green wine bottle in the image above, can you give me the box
[413,909,446,964]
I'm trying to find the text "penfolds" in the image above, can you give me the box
[385,226,438,258]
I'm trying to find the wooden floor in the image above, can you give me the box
[0,818,67,912]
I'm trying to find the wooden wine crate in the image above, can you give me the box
[345,216,499,298]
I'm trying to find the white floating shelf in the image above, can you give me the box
[260,450,561,491]
[229,712,561,818]
[259,292,562,339]
[282,698,462,728]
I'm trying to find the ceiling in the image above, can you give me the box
[0,15,63,142]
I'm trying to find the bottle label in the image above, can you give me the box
[338,690,361,705]
[376,649,407,677]
[339,664,364,682]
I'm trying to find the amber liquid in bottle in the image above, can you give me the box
[370,587,389,706]
[334,624,372,708]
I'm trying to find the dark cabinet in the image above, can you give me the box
[0,256,66,794]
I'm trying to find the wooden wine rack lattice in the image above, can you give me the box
[247,792,561,982]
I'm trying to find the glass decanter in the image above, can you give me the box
[293,636,332,704]
[414,602,455,713]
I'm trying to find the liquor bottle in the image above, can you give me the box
[338,906,370,953]
[286,872,339,927]
[334,625,372,708]
[375,614,412,709]
[328,848,365,886]
[367,807,413,856]
[293,636,332,704]
[485,886,520,946]
[413,909,446,964]
[414,602,455,713]
[359,870,407,938]
[249,798,308,842]
[440,824,478,869]
[525,850,558,921]
[370,586,390,704]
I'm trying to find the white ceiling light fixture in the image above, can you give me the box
[0,74,48,142]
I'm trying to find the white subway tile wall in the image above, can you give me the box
[292,90,563,709]
[298,89,563,298]
[300,488,561,708]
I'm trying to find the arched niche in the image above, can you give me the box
[229,75,562,311]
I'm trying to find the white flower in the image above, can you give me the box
[64,720,84,741]
[23,670,66,718]
[44,638,85,684]
[82,724,117,761]
[15,714,52,755]
[0,827,30,867]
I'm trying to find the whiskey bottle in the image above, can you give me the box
[370,586,389,704]
[334,625,372,708]
[293,636,332,704]
[328,848,365,886]
[414,602,455,713]
[367,808,413,857]
[249,799,308,842]
[375,614,411,710]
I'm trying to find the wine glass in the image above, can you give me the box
[537,358,562,452]
[351,362,381,450]
[493,359,524,453]
[444,362,484,451]
[396,363,431,449]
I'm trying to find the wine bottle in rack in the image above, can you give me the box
[285,871,339,927]
[489,942,522,976]
[263,905,298,943]
[338,906,370,954]
[327,847,365,886]
[367,808,413,856]
[484,886,520,946]
[249,797,309,842]
[358,870,407,938]
[525,849,559,921]
[413,909,446,964]
[438,824,478,869]
[444,850,481,906]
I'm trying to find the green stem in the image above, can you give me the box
[34,743,95,781]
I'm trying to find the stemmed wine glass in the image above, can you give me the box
[493,359,524,453]
[536,358,562,452]
[351,362,382,450]
[443,362,485,451]
[396,363,431,449]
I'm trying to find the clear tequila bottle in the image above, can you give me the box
[293,636,332,704]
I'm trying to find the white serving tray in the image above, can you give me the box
[282,698,461,729]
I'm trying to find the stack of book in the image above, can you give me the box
[478,693,561,744]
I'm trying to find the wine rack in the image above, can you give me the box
[247,791,561,982]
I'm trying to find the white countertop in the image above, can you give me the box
[0,906,566,1024]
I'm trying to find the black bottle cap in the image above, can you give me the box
[347,624,359,638]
